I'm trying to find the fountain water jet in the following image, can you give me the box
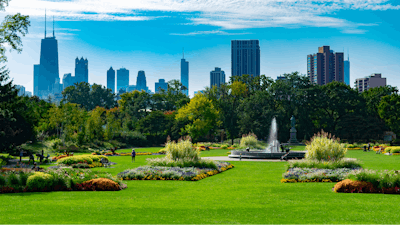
[229,117,305,160]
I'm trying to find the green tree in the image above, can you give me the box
[86,107,106,142]
[104,107,121,141]
[159,79,190,111]
[0,0,31,153]
[118,90,151,129]
[62,82,116,111]
[378,94,400,136]
[176,94,220,142]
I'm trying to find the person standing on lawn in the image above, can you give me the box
[131,149,136,162]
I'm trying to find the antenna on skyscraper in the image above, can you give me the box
[347,48,349,61]
[182,47,184,59]
[44,9,47,38]
[53,15,55,38]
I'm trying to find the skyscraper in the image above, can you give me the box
[33,64,40,96]
[344,54,350,85]
[155,79,168,93]
[181,51,189,96]
[307,46,344,85]
[231,40,260,77]
[210,67,225,88]
[117,68,129,93]
[62,73,74,90]
[107,67,115,93]
[136,70,148,92]
[36,13,59,98]
[75,57,88,84]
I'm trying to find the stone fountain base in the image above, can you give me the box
[229,150,306,159]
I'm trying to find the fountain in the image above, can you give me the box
[229,117,305,160]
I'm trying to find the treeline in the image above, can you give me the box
[1,71,400,154]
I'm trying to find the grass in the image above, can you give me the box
[2,149,400,223]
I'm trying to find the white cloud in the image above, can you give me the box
[4,0,399,33]
[170,30,251,35]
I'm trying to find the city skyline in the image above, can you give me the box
[3,0,400,96]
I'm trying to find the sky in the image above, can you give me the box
[2,0,400,97]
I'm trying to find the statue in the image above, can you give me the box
[288,115,299,144]
[290,115,296,128]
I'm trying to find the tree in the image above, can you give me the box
[86,107,106,142]
[62,82,116,111]
[159,79,190,111]
[310,82,364,139]
[378,94,400,136]
[104,107,121,141]
[176,94,220,142]
[0,0,31,153]
[118,90,151,129]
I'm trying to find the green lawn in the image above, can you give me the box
[1,149,400,223]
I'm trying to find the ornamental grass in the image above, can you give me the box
[305,130,346,161]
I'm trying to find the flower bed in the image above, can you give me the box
[118,162,234,181]
[281,168,360,183]
[287,159,362,170]
[0,168,125,193]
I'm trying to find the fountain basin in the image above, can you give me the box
[229,150,306,159]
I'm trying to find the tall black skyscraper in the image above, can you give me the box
[231,40,260,77]
[75,57,88,84]
[107,67,115,93]
[35,13,59,98]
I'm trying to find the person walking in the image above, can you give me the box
[131,149,136,162]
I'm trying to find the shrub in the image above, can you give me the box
[165,138,200,162]
[0,175,6,186]
[239,133,260,149]
[385,146,400,153]
[26,172,54,191]
[305,130,346,161]
[0,158,6,166]
[8,173,20,186]
[57,155,108,166]
[80,178,120,191]
[120,131,147,146]
[334,179,377,193]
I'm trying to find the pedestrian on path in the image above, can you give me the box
[131,149,136,162]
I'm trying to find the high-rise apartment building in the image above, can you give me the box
[307,46,344,85]
[117,68,129,93]
[181,54,189,96]
[355,73,387,93]
[75,57,88,84]
[210,67,225,88]
[107,67,115,93]
[344,54,350,85]
[231,40,260,77]
[35,14,59,98]
[136,70,148,92]
[155,79,168,93]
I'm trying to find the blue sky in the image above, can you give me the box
[2,0,400,96]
